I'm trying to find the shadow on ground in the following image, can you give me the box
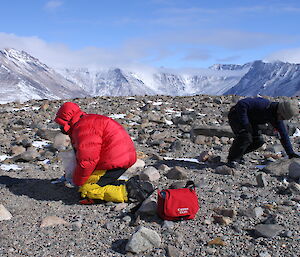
[0,175,79,205]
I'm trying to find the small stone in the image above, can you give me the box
[203,219,212,225]
[288,160,300,179]
[213,208,236,218]
[40,216,69,228]
[140,166,161,181]
[126,159,145,174]
[215,165,234,175]
[213,215,232,225]
[207,237,226,246]
[198,151,213,162]
[239,207,264,218]
[162,220,174,230]
[138,198,157,215]
[71,220,82,231]
[166,166,188,180]
[0,204,12,221]
[103,222,114,230]
[256,173,267,187]
[169,181,186,189]
[122,215,132,223]
[158,164,170,172]
[166,245,180,257]
[206,248,217,254]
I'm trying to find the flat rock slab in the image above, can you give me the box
[191,125,234,139]
[263,159,293,176]
[254,224,284,238]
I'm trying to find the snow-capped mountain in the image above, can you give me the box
[58,68,156,96]
[225,60,300,96]
[59,65,248,97]
[1,48,300,104]
[0,48,88,104]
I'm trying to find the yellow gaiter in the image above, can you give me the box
[78,170,128,203]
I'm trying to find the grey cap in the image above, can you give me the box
[277,100,299,120]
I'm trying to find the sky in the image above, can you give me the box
[1,0,300,71]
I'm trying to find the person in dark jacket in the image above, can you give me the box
[54,102,153,204]
[227,97,300,167]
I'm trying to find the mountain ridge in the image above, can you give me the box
[1,48,300,104]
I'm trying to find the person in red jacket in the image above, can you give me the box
[54,102,153,204]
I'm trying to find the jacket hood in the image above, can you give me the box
[54,102,86,133]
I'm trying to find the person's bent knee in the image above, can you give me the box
[237,132,253,145]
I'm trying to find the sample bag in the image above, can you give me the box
[157,181,199,221]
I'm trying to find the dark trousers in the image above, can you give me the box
[96,168,127,186]
[227,109,265,162]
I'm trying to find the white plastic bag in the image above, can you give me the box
[58,150,76,183]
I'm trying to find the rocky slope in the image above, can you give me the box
[0,49,88,104]
[0,95,300,257]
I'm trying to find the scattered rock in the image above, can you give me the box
[0,204,12,221]
[215,165,234,175]
[166,245,180,257]
[207,237,226,246]
[166,166,188,180]
[256,173,267,187]
[137,198,157,216]
[126,159,145,174]
[288,160,300,179]
[212,215,232,225]
[213,208,236,218]
[40,216,69,228]
[140,166,161,181]
[254,224,284,238]
[125,226,161,254]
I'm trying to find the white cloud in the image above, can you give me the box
[265,47,300,64]
[0,32,155,70]
[0,31,299,73]
[45,1,63,10]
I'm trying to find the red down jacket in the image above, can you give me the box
[54,102,137,186]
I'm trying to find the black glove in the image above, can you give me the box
[288,152,300,159]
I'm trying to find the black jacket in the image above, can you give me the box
[231,97,294,155]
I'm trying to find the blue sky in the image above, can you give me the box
[1,0,300,70]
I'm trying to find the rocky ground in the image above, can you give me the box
[0,94,300,257]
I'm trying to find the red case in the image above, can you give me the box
[157,188,199,221]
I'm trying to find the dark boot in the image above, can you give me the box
[126,175,154,203]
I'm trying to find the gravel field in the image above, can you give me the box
[0,94,300,257]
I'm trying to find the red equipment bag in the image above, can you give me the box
[157,181,199,221]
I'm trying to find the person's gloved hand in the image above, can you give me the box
[288,152,300,159]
